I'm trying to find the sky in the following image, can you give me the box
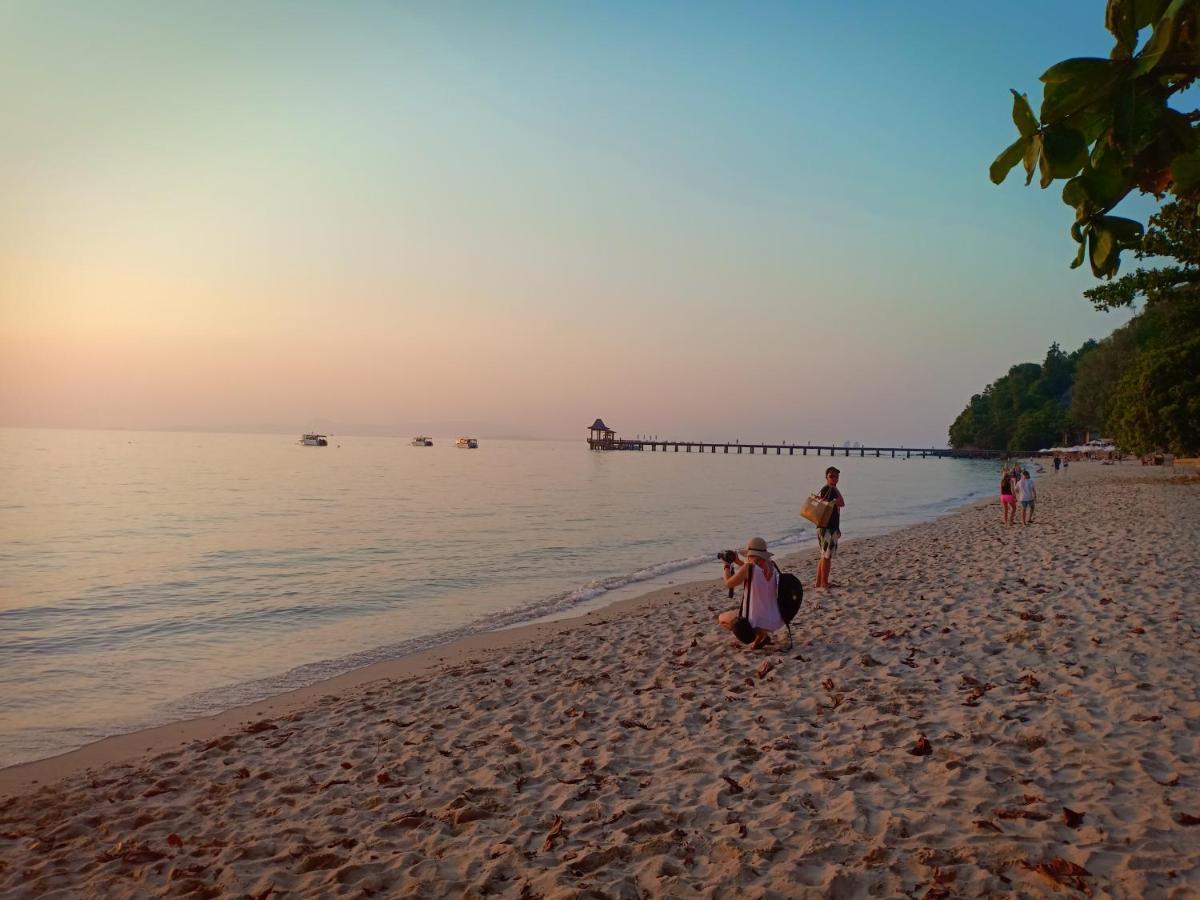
[0,1,1157,445]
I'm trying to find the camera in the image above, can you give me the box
[717,550,739,597]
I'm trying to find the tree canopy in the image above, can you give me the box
[948,343,1095,452]
[990,0,1199,279]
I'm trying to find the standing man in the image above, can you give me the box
[1017,469,1037,526]
[815,466,845,589]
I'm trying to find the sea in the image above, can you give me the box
[0,428,1002,768]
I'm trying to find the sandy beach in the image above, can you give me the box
[2,463,1198,898]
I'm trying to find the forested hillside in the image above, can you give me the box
[948,343,1095,452]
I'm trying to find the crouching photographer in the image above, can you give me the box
[717,537,782,650]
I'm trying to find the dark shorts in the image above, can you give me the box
[817,528,840,560]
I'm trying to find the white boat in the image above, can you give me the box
[455,436,478,449]
[299,433,328,447]
[411,436,433,446]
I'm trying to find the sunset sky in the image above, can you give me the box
[1,2,1148,445]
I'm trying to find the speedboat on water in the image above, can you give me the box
[411,436,433,446]
[299,433,329,447]
[455,437,478,449]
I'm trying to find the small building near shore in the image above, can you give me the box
[588,418,616,450]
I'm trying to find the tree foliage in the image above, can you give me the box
[990,0,1200,278]
[1083,197,1200,309]
[948,344,1093,451]
[952,199,1200,455]
[1069,324,1140,432]
[1109,331,1200,453]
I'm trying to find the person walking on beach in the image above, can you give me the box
[1054,455,1062,474]
[814,467,845,589]
[999,468,1016,526]
[718,537,782,649]
[1016,469,1037,526]
[1023,467,1037,522]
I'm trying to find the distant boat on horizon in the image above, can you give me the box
[411,436,433,446]
[299,433,329,447]
[455,436,478,449]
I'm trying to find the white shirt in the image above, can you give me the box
[745,563,783,631]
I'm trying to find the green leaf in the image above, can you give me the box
[1069,154,1132,211]
[990,136,1030,184]
[1040,127,1090,182]
[1132,0,1170,29]
[1089,225,1119,277]
[1063,177,1087,209]
[1039,58,1121,123]
[1063,105,1112,145]
[1071,238,1087,269]
[1134,0,1187,76]
[1112,80,1166,154]
[1105,0,1138,57]
[1010,90,1039,137]
[1097,214,1145,244]
[1170,148,1200,194]
[1022,134,1042,186]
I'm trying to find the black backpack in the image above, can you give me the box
[773,562,803,648]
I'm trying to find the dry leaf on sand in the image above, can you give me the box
[542,816,564,852]
[1062,807,1084,828]
[909,735,932,757]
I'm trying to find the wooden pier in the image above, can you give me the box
[585,419,1038,460]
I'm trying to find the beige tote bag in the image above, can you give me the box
[800,493,834,528]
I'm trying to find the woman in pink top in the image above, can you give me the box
[718,537,782,649]
[999,468,1016,526]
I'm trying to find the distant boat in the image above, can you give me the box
[411,436,433,447]
[455,436,478,449]
[299,433,328,447]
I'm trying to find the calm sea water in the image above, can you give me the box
[0,428,1000,767]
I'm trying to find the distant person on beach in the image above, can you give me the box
[1016,470,1036,525]
[1023,467,1037,521]
[999,468,1016,526]
[718,537,782,649]
[1054,456,1061,473]
[814,467,845,589]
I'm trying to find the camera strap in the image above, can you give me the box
[741,564,752,620]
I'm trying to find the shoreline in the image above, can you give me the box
[3,463,1197,896]
[0,477,996,778]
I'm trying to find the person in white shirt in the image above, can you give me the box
[1016,470,1037,526]
[718,537,782,650]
